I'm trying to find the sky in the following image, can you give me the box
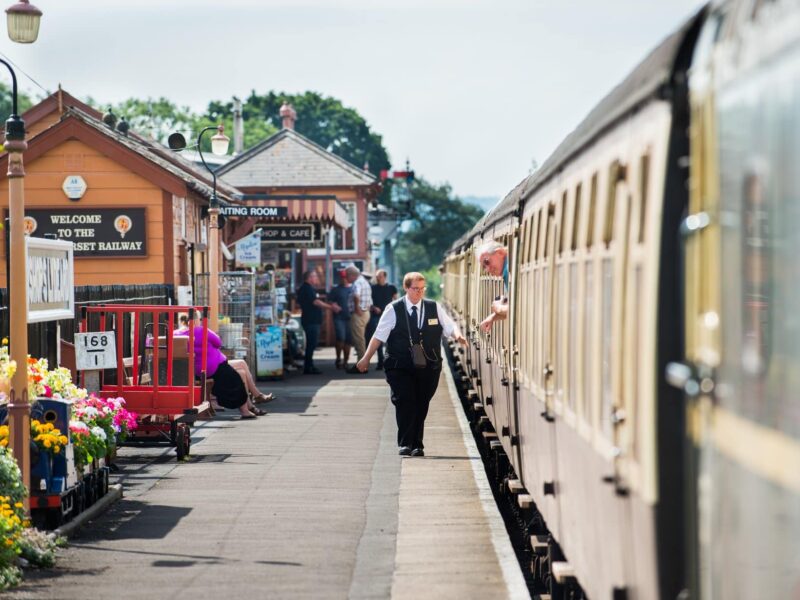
[1,0,706,200]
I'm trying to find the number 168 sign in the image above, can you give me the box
[75,332,117,370]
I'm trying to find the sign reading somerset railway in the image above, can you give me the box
[22,208,147,257]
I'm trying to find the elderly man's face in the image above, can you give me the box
[479,249,506,277]
[376,271,386,285]
[346,271,358,283]
[307,272,321,287]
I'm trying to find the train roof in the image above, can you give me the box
[446,5,707,256]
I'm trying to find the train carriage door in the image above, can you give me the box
[506,225,523,471]
[610,161,635,493]
[543,203,558,419]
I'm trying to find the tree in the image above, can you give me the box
[394,178,484,284]
[207,90,390,178]
[0,82,33,124]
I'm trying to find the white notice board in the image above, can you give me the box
[75,332,118,370]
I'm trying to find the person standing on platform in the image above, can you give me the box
[356,272,467,456]
[366,269,398,371]
[328,270,354,370]
[297,270,341,374]
[345,265,372,374]
[477,241,509,332]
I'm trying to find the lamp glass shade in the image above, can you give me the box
[6,1,42,43]
[210,130,230,156]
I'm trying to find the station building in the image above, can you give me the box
[217,103,380,293]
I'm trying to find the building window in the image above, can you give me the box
[333,202,357,252]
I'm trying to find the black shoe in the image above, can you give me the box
[304,367,322,375]
[398,446,412,456]
[411,448,424,457]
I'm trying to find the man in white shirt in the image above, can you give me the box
[346,265,373,373]
[357,271,466,456]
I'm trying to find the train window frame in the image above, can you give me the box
[571,183,582,252]
[639,153,650,244]
[603,161,623,247]
[586,173,598,249]
[558,191,568,257]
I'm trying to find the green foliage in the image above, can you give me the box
[0,82,33,123]
[88,96,196,143]
[420,266,442,300]
[208,90,391,178]
[17,528,62,568]
[395,178,483,277]
[0,447,25,508]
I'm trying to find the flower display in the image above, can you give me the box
[30,421,68,456]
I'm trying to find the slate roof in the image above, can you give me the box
[66,108,239,204]
[217,128,377,189]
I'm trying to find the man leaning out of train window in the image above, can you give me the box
[477,241,509,332]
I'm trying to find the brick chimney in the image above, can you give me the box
[279,102,297,130]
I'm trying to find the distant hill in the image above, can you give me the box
[461,195,500,214]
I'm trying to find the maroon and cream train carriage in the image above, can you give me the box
[442,1,800,598]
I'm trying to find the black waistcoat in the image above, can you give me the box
[385,299,443,370]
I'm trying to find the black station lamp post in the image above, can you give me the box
[3,0,42,505]
[168,125,230,329]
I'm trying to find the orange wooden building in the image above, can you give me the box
[0,90,237,295]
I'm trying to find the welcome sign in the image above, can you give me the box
[22,208,147,257]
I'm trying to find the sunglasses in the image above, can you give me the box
[409,286,426,292]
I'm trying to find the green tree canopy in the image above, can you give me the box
[0,81,34,124]
[394,178,484,297]
[207,91,390,178]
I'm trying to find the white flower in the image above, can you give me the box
[82,406,99,418]
[90,426,107,441]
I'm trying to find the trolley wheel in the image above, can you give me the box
[175,423,191,460]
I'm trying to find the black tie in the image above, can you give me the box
[410,305,420,342]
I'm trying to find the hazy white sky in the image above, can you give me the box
[2,0,705,198]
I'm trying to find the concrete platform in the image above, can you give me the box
[8,348,528,600]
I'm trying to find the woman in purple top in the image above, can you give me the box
[176,324,263,419]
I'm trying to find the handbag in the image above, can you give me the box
[403,303,428,369]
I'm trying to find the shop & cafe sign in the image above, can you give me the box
[22,208,147,257]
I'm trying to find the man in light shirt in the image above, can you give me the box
[357,272,467,456]
[345,265,373,373]
[477,240,509,332]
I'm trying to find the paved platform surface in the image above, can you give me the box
[8,348,528,600]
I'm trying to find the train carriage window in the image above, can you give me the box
[604,161,624,246]
[572,184,582,252]
[558,192,568,256]
[639,154,650,244]
[600,257,614,440]
[583,262,593,424]
[587,174,598,248]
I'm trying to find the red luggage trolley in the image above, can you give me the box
[80,305,212,460]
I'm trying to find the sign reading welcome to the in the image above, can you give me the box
[22,208,147,257]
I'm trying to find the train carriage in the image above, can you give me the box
[443,0,800,597]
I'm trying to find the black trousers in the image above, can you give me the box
[385,367,441,449]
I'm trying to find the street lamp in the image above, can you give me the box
[6,0,42,43]
[2,17,41,499]
[168,125,230,330]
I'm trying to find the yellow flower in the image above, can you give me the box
[1,337,7,346]
[13,502,22,508]
[43,439,51,448]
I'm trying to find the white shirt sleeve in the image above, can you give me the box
[436,302,462,339]
[372,302,397,343]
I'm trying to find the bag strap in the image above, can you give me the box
[400,298,424,345]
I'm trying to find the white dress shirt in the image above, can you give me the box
[372,295,462,343]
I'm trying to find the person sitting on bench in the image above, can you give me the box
[175,320,265,419]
